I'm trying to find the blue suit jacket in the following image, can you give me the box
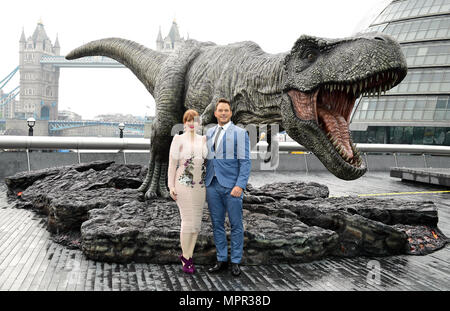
[205,122,251,190]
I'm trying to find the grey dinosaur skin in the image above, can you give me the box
[66,33,407,198]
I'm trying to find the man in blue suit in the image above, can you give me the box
[205,98,251,277]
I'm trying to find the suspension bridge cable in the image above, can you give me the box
[0,86,20,107]
[0,66,19,89]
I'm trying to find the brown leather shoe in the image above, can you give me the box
[208,261,228,273]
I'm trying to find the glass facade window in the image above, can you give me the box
[402,42,450,66]
[362,24,388,34]
[352,126,450,146]
[352,96,450,121]
[388,68,450,94]
[382,15,450,42]
[373,0,450,25]
[353,0,450,145]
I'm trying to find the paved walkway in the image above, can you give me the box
[0,172,449,291]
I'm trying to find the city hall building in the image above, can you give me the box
[350,0,450,146]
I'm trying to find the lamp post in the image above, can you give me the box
[27,117,35,136]
[118,122,125,138]
[26,117,36,168]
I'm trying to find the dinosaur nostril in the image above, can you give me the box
[374,36,385,41]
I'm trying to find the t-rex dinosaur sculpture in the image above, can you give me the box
[66,33,407,199]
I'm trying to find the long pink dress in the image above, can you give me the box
[167,133,208,233]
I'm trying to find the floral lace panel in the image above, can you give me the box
[199,159,207,187]
[178,155,207,188]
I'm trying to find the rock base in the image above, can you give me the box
[5,161,448,264]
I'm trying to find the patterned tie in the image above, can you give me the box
[214,126,223,152]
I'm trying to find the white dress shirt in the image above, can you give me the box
[212,120,232,151]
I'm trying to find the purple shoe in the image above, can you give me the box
[179,255,194,274]
[188,257,196,273]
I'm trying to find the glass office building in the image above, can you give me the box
[351,0,450,145]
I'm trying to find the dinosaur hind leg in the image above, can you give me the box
[138,150,170,199]
[138,153,155,192]
[146,160,170,199]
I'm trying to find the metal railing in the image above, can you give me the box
[0,136,149,170]
[0,136,149,150]
[277,142,450,155]
[1,136,450,154]
[1,135,449,172]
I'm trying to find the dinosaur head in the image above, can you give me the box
[280,33,407,180]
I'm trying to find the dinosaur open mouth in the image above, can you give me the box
[288,70,401,168]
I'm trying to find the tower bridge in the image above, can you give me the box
[0,118,147,137]
[40,55,124,68]
[0,20,159,137]
[0,19,184,125]
[48,120,144,136]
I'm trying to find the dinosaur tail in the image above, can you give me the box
[65,38,168,95]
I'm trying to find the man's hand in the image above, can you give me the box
[230,186,243,198]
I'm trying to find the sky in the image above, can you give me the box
[0,0,391,120]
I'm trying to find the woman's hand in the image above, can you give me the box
[170,187,177,201]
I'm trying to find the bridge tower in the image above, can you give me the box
[19,19,60,120]
[156,19,185,53]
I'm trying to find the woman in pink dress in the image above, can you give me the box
[167,109,207,274]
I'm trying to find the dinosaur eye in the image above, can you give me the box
[301,47,319,63]
[307,52,317,62]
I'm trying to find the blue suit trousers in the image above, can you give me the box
[206,176,244,264]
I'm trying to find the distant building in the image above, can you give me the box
[58,110,82,121]
[19,19,60,120]
[156,20,186,52]
[94,113,145,123]
[0,89,18,119]
[351,0,450,146]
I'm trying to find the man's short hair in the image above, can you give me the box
[215,98,231,111]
